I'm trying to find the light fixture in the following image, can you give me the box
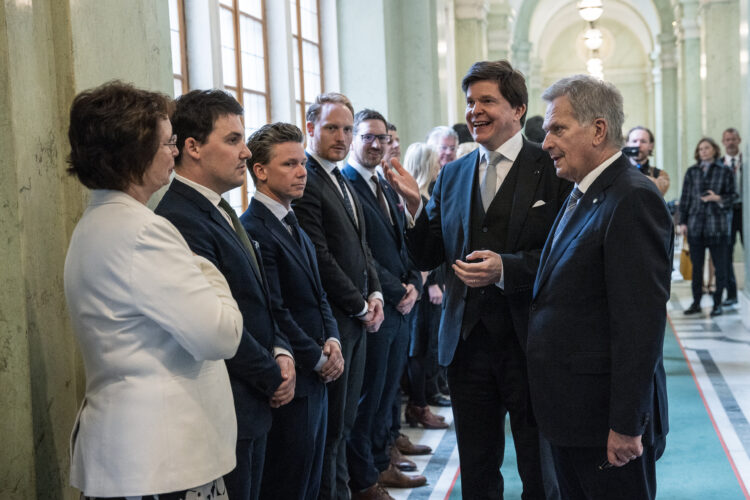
[578,0,603,22]
[584,28,603,50]
[587,57,604,79]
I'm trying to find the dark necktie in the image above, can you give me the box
[218,197,261,277]
[332,167,357,224]
[552,187,583,246]
[371,174,392,223]
[283,210,301,245]
[732,157,737,172]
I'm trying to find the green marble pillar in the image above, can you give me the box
[454,0,489,120]
[674,0,702,176]
[654,33,680,199]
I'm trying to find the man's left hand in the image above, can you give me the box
[452,250,503,288]
[396,283,418,315]
[606,429,643,467]
[270,355,296,408]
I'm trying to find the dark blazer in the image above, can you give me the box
[241,198,340,395]
[155,179,287,439]
[528,155,673,448]
[292,154,381,328]
[678,161,735,244]
[342,166,422,306]
[406,140,571,365]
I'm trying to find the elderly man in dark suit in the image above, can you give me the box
[155,90,296,500]
[528,75,672,499]
[292,93,385,500]
[342,109,425,496]
[240,122,344,500]
[386,60,570,499]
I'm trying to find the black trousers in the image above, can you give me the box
[225,434,268,500]
[549,438,662,500]
[689,238,729,306]
[447,321,545,500]
[727,205,743,298]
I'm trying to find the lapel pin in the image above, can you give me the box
[592,198,598,204]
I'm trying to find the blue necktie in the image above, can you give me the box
[552,187,583,245]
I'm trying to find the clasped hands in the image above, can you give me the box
[270,354,296,408]
[360,297,384,332]
[319,339,344,383]
[452,250,503,288]
[397,283,418,315]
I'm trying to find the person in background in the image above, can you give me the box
[401,142,448,431]
[426,125,459,172]
[524,115,546,144]
[722,127,743,306]
[680,137,736,317]
[65,81,242,500]
[625,126,670,196]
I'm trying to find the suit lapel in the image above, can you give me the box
[534,159,627,296]
[461,150,481,253]
[307,155,360,233]
[345,167,398,242]
[506,140,544,250]
[252,199,317,286]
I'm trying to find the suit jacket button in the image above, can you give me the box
[480,289,485,295]
[482,226,488,233]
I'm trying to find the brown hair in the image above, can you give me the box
[67,80,172,190]
[247,122,305,183]
[461,60,528,126]
[694,137,721,162]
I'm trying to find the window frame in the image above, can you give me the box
[291,0,325,128]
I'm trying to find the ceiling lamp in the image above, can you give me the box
[587,57,604,79]
[584,28,603,50]
[578,0,603,22]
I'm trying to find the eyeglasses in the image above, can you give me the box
[163,135,178,151]
[360,134,392,145]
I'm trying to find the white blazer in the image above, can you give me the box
[64,190,242,497]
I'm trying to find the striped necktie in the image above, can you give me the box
[552,187,583,245]
[218,197,261,277]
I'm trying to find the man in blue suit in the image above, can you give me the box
[528,75,672,499]
[342,109,425,495]
[386,60,571,499]
[241,122,344,500]
[155,90,296,500]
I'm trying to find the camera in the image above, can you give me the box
[622,146,639,157]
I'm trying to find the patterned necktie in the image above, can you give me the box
[332,167,357,224]
[481,151,503,211]
[283,210,301,245]
[552,187,583,245]
[218,197,261,277]
[371,174,392,223]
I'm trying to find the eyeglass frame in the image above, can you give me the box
[163,135,178,151]
[359,133,392,145]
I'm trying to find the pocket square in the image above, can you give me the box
[532,200,546,208]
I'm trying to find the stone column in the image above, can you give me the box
[487,0,512,61]
[0,1,172,498]
[527,56,544,118]
[699,0,741,140]
[653,33,680,199]
[454,0,489,119]
[673,0,702,176]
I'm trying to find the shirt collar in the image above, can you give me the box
[576,151,622,194]
[174,173,224,208]
[348,158,378,183]
[477,130,523,164]
[306,149,341,174]
[252,191,291,222]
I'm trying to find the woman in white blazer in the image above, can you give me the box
[64,82,242,499]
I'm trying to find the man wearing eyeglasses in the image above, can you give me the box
[343,110,426,498]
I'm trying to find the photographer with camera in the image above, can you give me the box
[625,126,670,196]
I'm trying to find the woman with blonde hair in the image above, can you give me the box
[402,142,449,429]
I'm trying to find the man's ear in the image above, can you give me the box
[252,162,266,183]
[592,118,608,146]
[183,137,201,161]
[306,121,315,137]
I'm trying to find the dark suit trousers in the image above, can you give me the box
[549,438,662,500]
[320,315,367,500]
[727,205,742,298]
[224,433,267,500]
[348,306,411,491]
[688,238,729,305]
[260,382,327,500]
[447,322,545,500]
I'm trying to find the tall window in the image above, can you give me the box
[219,0,270,212]
[290,0,323,129]
[168,0,189,96]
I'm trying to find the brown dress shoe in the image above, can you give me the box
[405,404,449,429]
[378,463,427,488]
[352,483,395,500]
[395,433,432,455]
[390,445,417,471]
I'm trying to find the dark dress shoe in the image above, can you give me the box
[352,484,395,500]
[390,446,416,471]
[684,303,702,315]
[405,404,449,429]
[711,304,723,316]
[724,297,738,306]
[395,433,431,455]
[427,394,451,407]
[378,464,427,488]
